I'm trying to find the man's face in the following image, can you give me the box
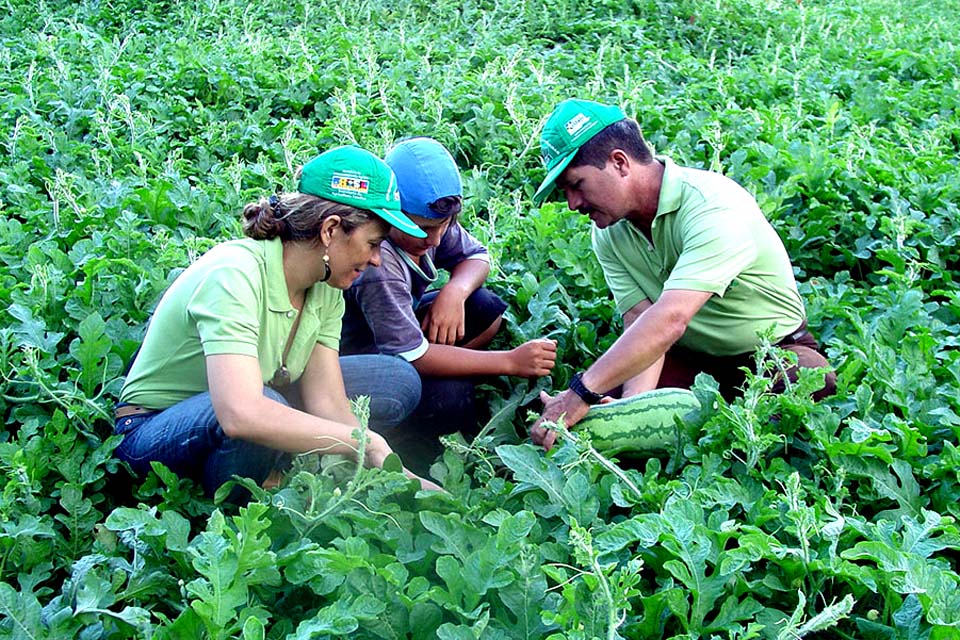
[556,161,626,229]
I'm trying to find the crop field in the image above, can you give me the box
[1,0,959,637]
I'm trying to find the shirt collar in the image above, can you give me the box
[388,238,438,284]
[264,237,295,313]
[654,155,683,220]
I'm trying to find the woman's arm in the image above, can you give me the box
[207,352,441,490]
[298,343,358,426]
[206,353,386,460]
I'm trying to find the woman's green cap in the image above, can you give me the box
[299,146,426,238]
[533,99,627,206]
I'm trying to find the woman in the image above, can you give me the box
[114,146,439,500]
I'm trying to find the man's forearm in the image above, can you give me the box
[620,354,665,397]
[580,289,710,395]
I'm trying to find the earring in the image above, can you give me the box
[320,252,331,282]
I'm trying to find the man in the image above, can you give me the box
[341,137,557,454]
[530,99,835,450]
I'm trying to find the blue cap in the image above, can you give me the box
[385,138,462,219]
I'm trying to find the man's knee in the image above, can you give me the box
[781,345,836,400]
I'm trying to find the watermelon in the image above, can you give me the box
[574,387,701,456]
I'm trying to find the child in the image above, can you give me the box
[341,138,556,460]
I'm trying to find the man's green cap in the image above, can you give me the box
[533,99,627,206]
[299,146,426,238]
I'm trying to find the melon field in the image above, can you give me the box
[2,0,959,638]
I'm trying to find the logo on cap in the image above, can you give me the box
[541,139,561,165]
[331,173,369,195]
[565,113,591,137]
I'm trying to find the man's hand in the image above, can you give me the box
[530,389,590,451]
[420,286,467,345]
[508,339,558,377]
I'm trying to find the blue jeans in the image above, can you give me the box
[114,355,421,500]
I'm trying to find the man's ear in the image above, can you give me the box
[609,149,631,176]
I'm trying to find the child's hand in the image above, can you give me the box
[509,339,558,377]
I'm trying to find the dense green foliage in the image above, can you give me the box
[2,0,959,637]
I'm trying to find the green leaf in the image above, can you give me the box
[497,547,551,637]
[776,592,855,638]
[419,512,486,562]
[382,452,404,474]
[562,471,600,525]
[242,616,265,640]
[289,595,386,639]
[891,594,926,640]
[69,312,112,395]
[658,500,730,630]
[408,602,443,639]
[595,515,660,556]
[494,510,537,551]
[7,303,64,351]
[840,456,923,518]
[0,582,43,640]
[495,444,566,507]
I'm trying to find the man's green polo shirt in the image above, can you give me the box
[120,237,343,409]
[592,156,804,357]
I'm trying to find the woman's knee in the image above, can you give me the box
[341,354,422,428]
[263,385,291,406]
[370,358,422,428]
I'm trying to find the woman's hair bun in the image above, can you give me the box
[242,196,286,240]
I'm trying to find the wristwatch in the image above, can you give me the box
[568,372,603,405]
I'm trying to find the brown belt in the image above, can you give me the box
[114,405,157,420]
[778,320,810,346]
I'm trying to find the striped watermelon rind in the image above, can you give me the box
[574,387,701,456]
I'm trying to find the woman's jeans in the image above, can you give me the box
[114,355,421,499]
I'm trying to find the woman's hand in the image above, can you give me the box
[365,432,444,492]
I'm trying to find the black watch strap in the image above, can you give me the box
[568,372,602,405]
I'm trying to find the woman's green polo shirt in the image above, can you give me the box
[592,157,804,357]
[120,237,343,409]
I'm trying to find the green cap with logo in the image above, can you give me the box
[299,145,426,238]
[533,99,627,206]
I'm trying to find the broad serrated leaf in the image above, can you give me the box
[419,511,486,561]
[496,444,566,506]
[0,582,43,640]
[594,515,660,556]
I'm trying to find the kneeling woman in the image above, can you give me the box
[114,146,438,500]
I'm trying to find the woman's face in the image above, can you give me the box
[324,218,390,289]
